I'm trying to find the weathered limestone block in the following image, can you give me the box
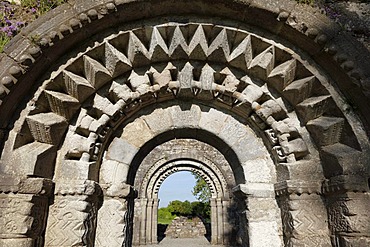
[104,41,132,77]
[268,59,297,92]
[26,112,68,145]
[242,158,274,183]
[56,159,97,181]
[120,118,154,148]
[283,76,315,106]
[228,34,252,71]
[44,90,80,120]
[249,46,275,80]
[105,137,138,164]
[321,143,364,178]
[95,198,128,247]
[83,55,111,89]
[13,142,56,178]
[199,107,228,135]
[296,95,333,124]
[63,70,95,102]
[142,108,173,135]
[168,104,201,129]
[0,177,53,247]
[233,184,283,247]
[100,159,129,185]
[277,193,331,247]
[45,180,102,247]
[276,160,324,182]
[307,116,344,147]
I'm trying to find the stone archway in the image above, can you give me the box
[0,1,369,247]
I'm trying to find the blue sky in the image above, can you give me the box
[158,171,197,208]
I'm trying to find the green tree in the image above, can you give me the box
[158,207,175,224]
[167,200,192,216]
[192,173,211,202]
[191,201,210,220]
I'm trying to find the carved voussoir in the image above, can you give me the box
[26,112,68,145]
[321,143,364,178]
[307,116,344,147]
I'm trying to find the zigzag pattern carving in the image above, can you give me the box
[14,23,358,171]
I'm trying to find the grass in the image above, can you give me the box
[0,33,10,53]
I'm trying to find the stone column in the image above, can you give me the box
[0,176,53,247]
[95,183,132,247]
[210,198,218,244]
[151,199,159,244]
[140,198,148,244]
[234,184,284,247]
[146,198,153,243]
[324,177,370,246]
[222,199,231,245]
[321,144,370,246]
[45,180,102,247]
[216,198,224,244]
[275,181,331,246]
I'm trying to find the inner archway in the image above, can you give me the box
[157,171,205,242]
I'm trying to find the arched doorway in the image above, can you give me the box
[0,1,369,247]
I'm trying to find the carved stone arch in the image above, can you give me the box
[135,157,230,245]
[142,159,226,199]
[0,1,369,247]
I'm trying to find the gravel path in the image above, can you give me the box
[145,237,220,247]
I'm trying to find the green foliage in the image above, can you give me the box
[0,33,10,53]
[167,200,192,216]
[192,173,211,203]
[191,201,210,220]
[158,200,211,224]
[157,207,175,224]
[21,0,66,16]
[0,0,66,53]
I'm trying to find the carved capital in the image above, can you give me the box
[274,180,322,197]
[322,175,369,195]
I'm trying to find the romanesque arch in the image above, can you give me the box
[0,0,369,247]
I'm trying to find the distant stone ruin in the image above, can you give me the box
[165,217,209,239]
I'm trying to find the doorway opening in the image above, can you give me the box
[157,171,211,242]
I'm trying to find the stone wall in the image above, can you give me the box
[165,217,209,239]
